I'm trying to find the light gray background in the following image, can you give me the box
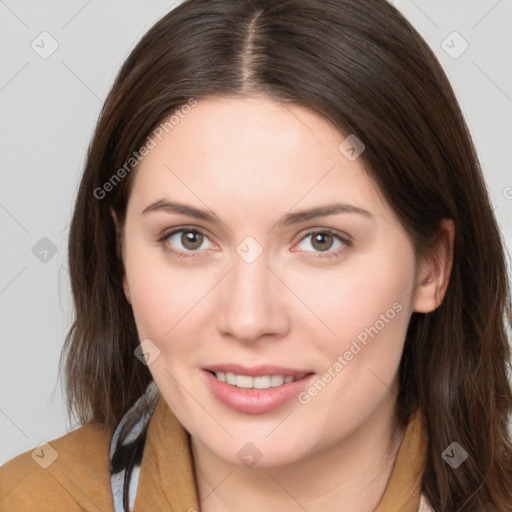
[1,0,511,465]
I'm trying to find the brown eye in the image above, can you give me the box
[310,232,335,252]
[294,229,350,260]
[161,228,214,257]
[180,230,203,250]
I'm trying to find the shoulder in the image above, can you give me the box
[0,421,115,512]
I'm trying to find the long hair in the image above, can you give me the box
[60,0,512,509]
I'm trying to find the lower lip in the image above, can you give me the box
[203,370,315,414]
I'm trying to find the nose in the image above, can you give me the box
[216,249,291,344]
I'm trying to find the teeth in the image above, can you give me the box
[255,376,273,388]
[236,375,253,388]
[270,375,284,387]
[213,371,305,389]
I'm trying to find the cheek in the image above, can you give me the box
[124,244,214,352]
[329,249,415,398]
[290,243,416,356]
[293,249,415,429]
[296,262,413,428]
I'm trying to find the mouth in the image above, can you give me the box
[206,370,308,389]
[201,364,315,414]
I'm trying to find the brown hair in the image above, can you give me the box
[60,0,512,509]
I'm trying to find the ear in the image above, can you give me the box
[413,218,455,313]
[110,206,131,305]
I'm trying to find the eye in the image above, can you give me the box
[159,227,215,258]
[294,229,351,259]
[158,227,351,260]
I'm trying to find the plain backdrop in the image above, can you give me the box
[1,0,511,465]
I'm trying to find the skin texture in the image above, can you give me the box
[112,95,454,511]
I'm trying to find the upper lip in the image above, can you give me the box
[204,364,313,377]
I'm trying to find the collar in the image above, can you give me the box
[123,391,427,511]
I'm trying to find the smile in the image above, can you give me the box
[202,365,315,414]
[210,371,307,389]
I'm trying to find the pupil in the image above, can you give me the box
[183,231,202,249]
[313,233,332,251]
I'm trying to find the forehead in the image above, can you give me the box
[127,95,392,226]
[136,94,345,176]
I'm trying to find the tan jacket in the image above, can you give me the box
[0,395,434,511]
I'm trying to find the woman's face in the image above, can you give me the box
[117,95,429,467]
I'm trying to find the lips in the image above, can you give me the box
[202,364,315,414]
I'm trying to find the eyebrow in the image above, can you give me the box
[141,199,373,226]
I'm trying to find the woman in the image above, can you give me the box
[1,0,511,511]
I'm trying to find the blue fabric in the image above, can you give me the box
[109,381,159,512]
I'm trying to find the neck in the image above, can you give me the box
[191,393,406,512]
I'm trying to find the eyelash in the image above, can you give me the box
[158,227,351,260]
